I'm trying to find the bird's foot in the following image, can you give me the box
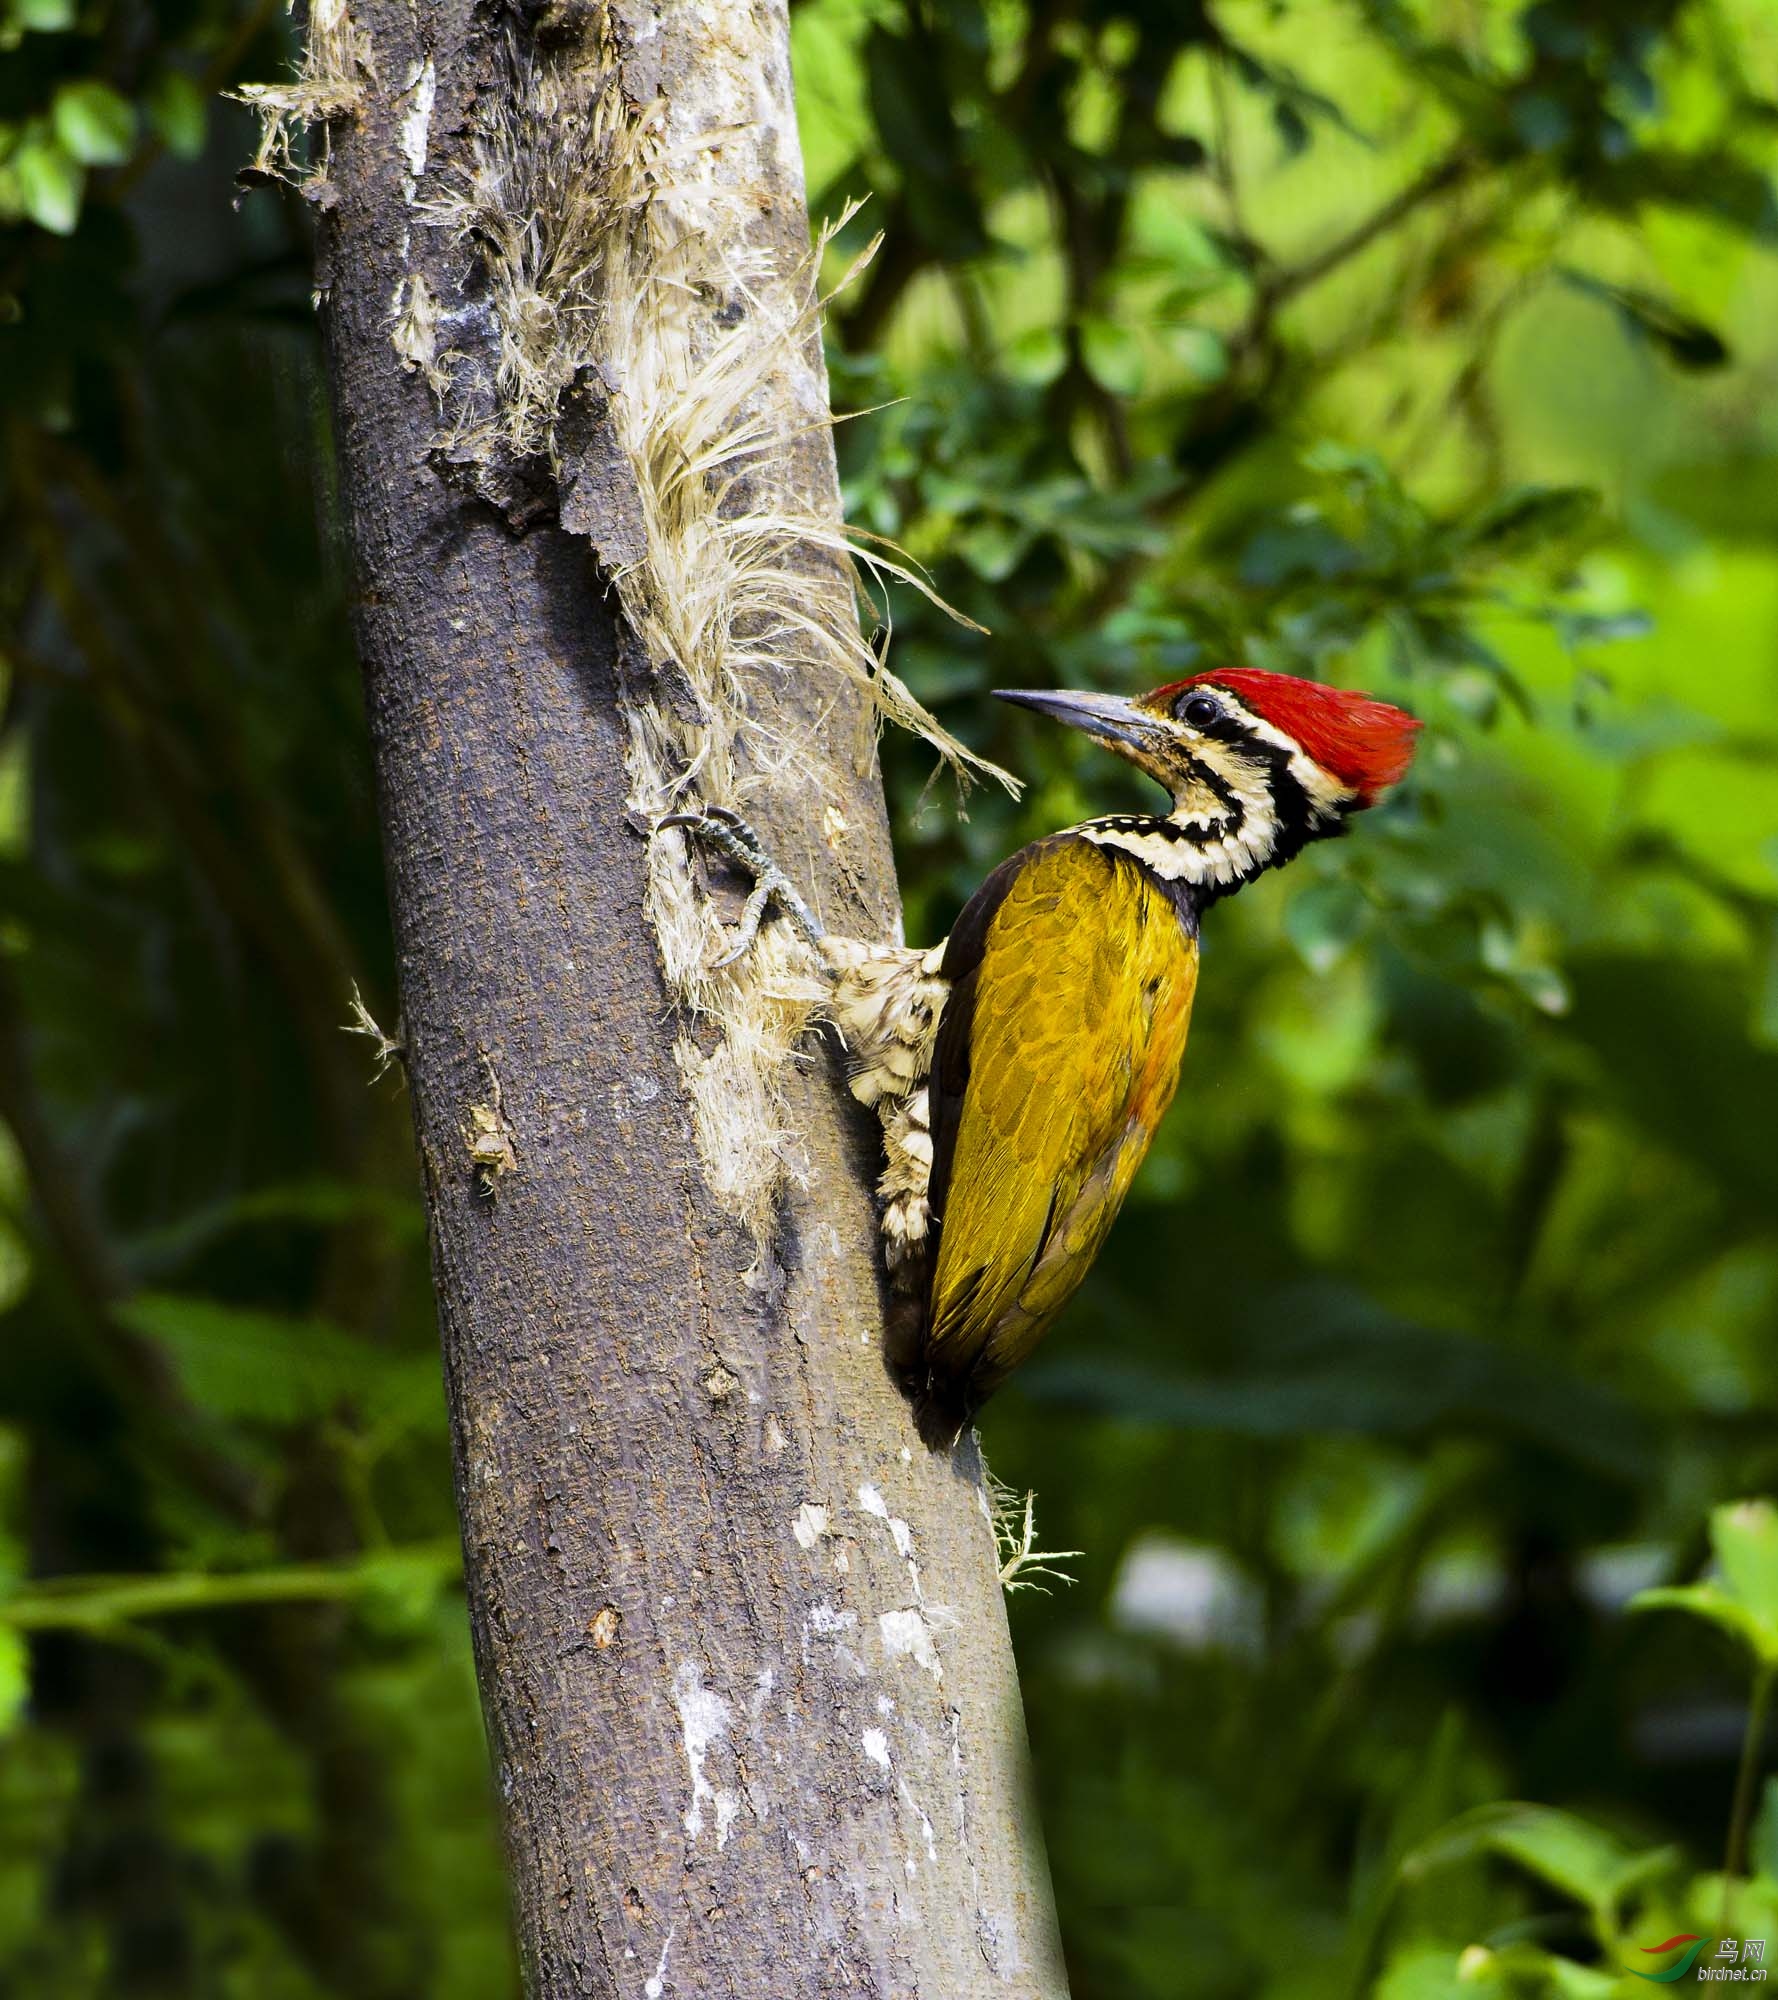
[656,805,826,968]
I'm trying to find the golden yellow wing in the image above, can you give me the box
[918,835,1199,1433]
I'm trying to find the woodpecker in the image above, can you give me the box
[667,667,1420,1445]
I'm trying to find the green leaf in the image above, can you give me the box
[1510,92,1572,153]
[52,81,135,167]
[1632,1582,1776,1663]
[116,1292,440,1433]
[1163,325,1229,385]
[1402,1802,1675,1924]
[0,1428,25,1601]
[356,1547,456,1637]
[1375,1946,1467,2000]
[145,70,206,160]
[0,1624,27,1738]
[1285,878,1371,974]
[1001,326,1067,388]
[1591,147,1778,246]
[1688,1869,1778,1952]
[955,516,1030,582]
[1079,315,1144,398]
[1564,956,1778,1216]
[1490,1812,1672,1915]
[1715,1499,1778,1633]
[1461,484,1600,555]
[1453,1942,1622,1997]
[1546,1957,1624,1999]
[1631,1502,1778,1667]
[1754,916,1778,1051]
[1028,1299,1653,1485]
[13,135,82,233]
[1551,609,1654,648]
[1558,269,1732,373]
[1478,919,1571,1016]
[9,0,77,28]
[129,1176,427,1265]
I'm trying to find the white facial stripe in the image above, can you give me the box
[1202,690,1353,821]
[1080,686,1365,892]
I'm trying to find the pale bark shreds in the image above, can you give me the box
[236,0,372,183]
[411,11,1014,1236]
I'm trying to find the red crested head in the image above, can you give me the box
[994,665,1421,895]
[1144,666,1421,807]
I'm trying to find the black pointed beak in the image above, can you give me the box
[994,687,1155,756]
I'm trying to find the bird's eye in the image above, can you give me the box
[1176,690,1222,729]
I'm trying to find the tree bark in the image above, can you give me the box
[312,3,1067,1996]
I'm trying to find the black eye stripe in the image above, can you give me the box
[1183,751,1242,817]
[1168,700,1255,752]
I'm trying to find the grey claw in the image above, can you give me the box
[656,807,826,960]
[709,880,774,968]
[655,807,761,860]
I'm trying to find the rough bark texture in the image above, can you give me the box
[314,3,1068,1995]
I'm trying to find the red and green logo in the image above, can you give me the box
[1634,1935,1706,1983]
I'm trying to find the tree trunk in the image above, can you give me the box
[308,3,1067,1995]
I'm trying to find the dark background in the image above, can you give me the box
[3,1,1778,1993]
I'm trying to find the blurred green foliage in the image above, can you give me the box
[1,0,1777,1994]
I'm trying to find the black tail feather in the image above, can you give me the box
[911,1383,970,1452]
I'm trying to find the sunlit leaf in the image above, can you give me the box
[1715,1499,1778,1635]
[1460,1942,1621,1997]
[956,516,1030,581]
[51,81,136,167]
[0,1626,26,1738]
[1001,326,1067,388]
[1632,1501,1778,1667]
[145,70,206,161]
[1375,1945,1467,1999]
[13,135,82,234]
[1403,1802,1676,1924]
[1163,325,1228,385]
[10,0,76,28]
[1079,316,1144,398]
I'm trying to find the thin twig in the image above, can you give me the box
[1259,147,1477,315]
[2,1541,461,1633]
[1720,1665,1774,1942]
